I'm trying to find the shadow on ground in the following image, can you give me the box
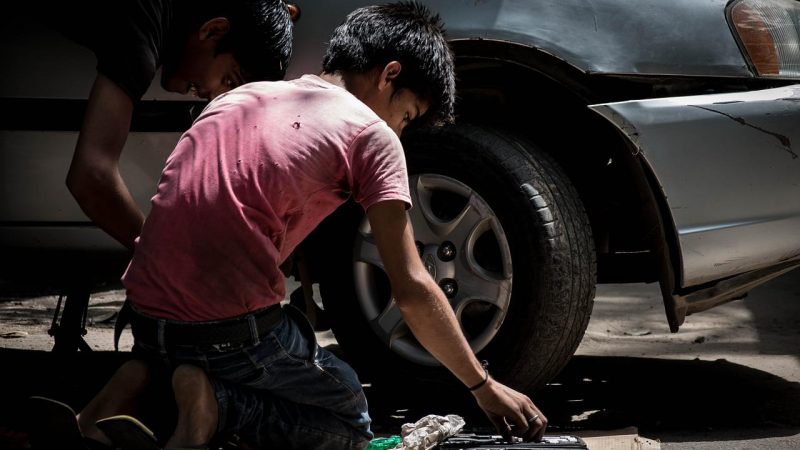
[1,348,796,448]
[366,354,800,440]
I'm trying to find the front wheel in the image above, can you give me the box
[319,125,596,392]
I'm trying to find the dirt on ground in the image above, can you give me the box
[1,272,799,449]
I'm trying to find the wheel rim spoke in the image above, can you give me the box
[445,194,491,245]
[454,219,513,281]
[354,232,384,270]
[370,299,408,346]
[451,277,512,317]
[410,176,492,243]
[408,176,442,242]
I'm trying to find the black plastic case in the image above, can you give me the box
[439,434,588,449]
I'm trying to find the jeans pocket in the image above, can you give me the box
[205,348,270,387]
[275,305,319,364]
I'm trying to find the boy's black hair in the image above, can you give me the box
[178,0,293,82]
[322,1,455,125]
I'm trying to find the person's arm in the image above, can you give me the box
[66,73,145,250]
[367,200,548,441]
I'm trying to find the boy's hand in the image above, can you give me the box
[472,378,547,442]
[367,200,548,441]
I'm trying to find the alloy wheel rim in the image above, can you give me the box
[353,174,513,365]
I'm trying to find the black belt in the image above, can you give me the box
[130,304,284,349]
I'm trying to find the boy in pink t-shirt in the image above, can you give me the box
[69,3,547,449]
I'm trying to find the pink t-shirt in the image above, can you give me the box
[123,75,411,321]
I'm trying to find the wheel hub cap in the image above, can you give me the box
[353,174,513,366]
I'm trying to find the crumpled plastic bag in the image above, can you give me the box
[366,436,403,450]
[397,414,465,450]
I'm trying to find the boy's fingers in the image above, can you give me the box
[489,415,512,442]
[523,414,542,441]
[533,414,549,442]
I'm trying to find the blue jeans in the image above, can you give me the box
[131,305,372,449]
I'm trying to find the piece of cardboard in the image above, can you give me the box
[575,427,660,450]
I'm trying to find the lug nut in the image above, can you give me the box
[439,278,458,298]
[438,241,456,262]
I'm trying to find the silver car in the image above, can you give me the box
[2,0,799,390]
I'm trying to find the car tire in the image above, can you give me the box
[318,124,596,392]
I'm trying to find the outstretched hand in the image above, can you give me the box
[471,378,547,442]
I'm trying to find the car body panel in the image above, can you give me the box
[590,85,800,287]
[3,0,799,293]
[0,131,177,224]
[0,17,186,101]
[2,17,183,250]
[288,0,751,80]
[7,0,751,101]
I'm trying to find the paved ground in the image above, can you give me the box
[1,271,798,449]
[572,271,800,449]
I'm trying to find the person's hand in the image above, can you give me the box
[471,377,547,442]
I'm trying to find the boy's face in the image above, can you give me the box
[161,18,246,100]
[163,51,245,100]
[348,62,429,136]
[377,88,429,136]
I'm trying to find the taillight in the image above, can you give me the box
[728,0,800,78]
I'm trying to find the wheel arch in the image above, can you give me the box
[449,39,684,314]
[304,40,686,332]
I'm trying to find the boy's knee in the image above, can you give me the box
[171,364,209,391]
[120,359,151,380]
[115,359,150,388]
[171,365,219,433]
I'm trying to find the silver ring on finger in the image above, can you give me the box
[527,414,539,424]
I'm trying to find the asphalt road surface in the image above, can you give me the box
[1,270,798,449]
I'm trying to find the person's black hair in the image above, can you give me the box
[322,1,455,125]
[177,0,293,82]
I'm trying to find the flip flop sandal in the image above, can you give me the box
[96,415,161,450]
[26,396,86,450]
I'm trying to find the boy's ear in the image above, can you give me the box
[198,17,231,42]
[377,61,402,91]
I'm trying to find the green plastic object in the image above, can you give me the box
[366,435,403,450]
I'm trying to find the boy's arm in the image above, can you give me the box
[367,200,547,442]
[66,73,145,250]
